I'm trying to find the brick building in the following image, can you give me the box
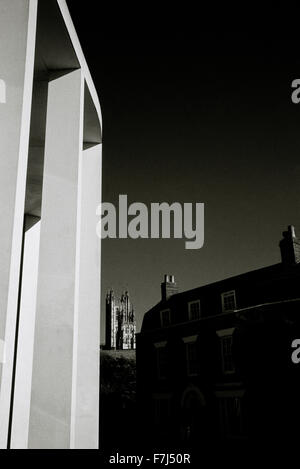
[136,225,300,448]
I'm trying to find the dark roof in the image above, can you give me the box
[141,262,300,332]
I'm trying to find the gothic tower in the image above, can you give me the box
[105,289,116,349]
[106,290,136,350]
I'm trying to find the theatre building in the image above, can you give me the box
[136,226,300,448]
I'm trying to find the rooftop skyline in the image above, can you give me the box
[65,7,300,339]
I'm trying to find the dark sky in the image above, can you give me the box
[66,3,300,340]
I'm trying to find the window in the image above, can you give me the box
[221,336,234,373]
[188,300,201,320]
[160,309,171,327]
[186,342,198,376]
[183,336,198,376]
[154,342,168,379]
[221,290,236,312]
[218,395,244,439]
[153,394,171,425]
[216,328,235,374]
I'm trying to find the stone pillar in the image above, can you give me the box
[28,69,85,449]
[0,0,37,448]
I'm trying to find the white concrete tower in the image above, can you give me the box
[0,0,102,449]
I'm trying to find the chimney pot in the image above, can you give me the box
[161,274,178,301]
[289,225,296,238]
[279,225,300,265]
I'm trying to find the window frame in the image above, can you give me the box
[216,328,235,375]
[154,341,168,380]
[152,393,172,425]
[160,308,171,327]
[183,335,198,377]
[215,389,245,440]
[188,300,201,321]
[221,290,237,312]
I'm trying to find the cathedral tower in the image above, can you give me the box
[106,290,136,350]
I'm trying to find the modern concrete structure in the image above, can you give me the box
[0,0,102,449]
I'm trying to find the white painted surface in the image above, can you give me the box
[0,0,37,448]
[0,79,6,103]
[28,69,84,449]
[0,0,101,449]
[0,341,6,364]
[73,144,101,449]
[57,0,102,129]
[11,221,41,449]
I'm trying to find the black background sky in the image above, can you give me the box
[66,3,300,341]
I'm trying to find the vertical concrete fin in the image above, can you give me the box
[0,0,37,449]
[28,69,84,449]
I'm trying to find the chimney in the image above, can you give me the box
[161,274,178,301]
[279,225,300,265]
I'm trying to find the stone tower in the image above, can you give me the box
[106,290,136,350]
